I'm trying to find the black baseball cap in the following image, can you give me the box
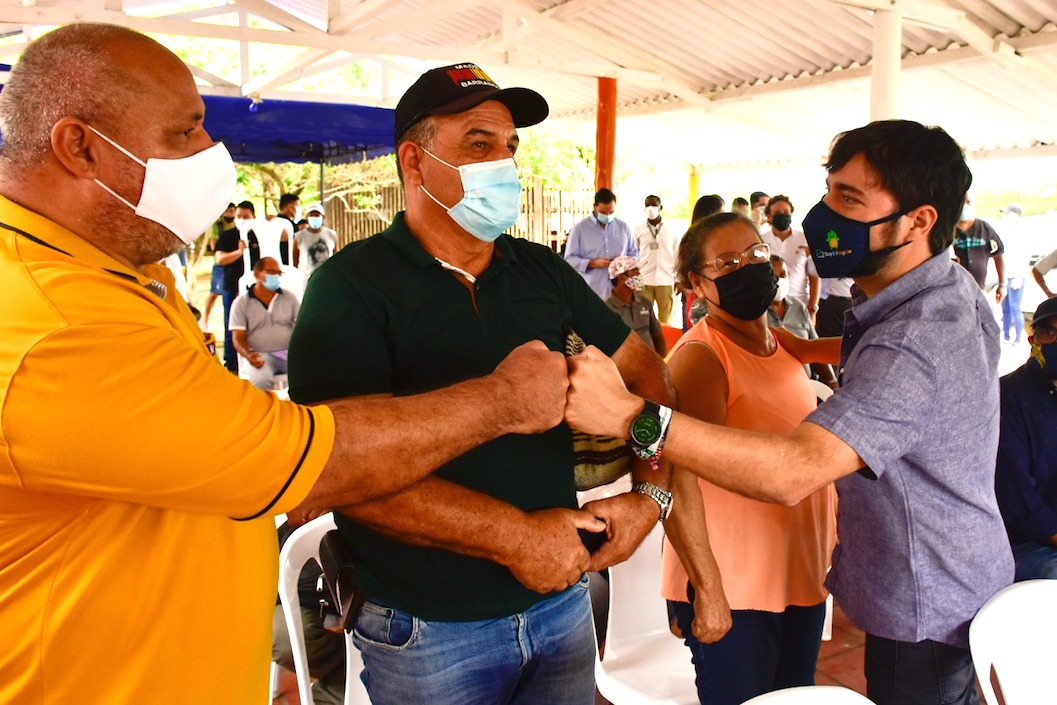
[394,63,549,143]
[1033,297,1057,328]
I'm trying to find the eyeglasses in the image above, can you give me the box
[701,242,771,275]
[1035,326,1057,344]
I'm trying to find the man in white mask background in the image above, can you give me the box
[288,62,674,705]
[0,25,579,704]
[632,194,679,324]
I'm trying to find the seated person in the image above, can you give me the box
[229,257,299,390]
[996,297,1057,581]
[605,255,668,356]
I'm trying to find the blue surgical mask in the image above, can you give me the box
[960,204,974,222]
[263,274,281,291]
[307,216,324,230]
[420,149,522,242]
[802,199,911,278]
[596,212,614,225]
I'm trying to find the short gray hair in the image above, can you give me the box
[0,23,147,168]
[395,116,437,186]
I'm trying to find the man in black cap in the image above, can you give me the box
[996,297,1057,581]
[289,63,674,704]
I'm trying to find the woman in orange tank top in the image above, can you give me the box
[662,212,839,704]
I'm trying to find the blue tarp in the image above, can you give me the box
[201,95,395,165]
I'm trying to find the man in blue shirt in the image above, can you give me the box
[564,187,637,298]
[996,297,1057,581]
[564,120,1013,705]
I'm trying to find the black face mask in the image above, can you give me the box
[771,213,792,232]
[705,262,778,321]
[222,215,235,224]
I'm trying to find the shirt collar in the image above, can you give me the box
[0,193,159,288]
[848,252,953,329]
[383,210,517,277]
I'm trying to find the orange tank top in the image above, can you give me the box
[659,320,837,612]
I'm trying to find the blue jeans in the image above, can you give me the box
[864,634,979,705]
[669,585,826,705]
[352,575,596,705]
[244,352,289,390]
[1012,540,1057,581]
[221,289,238,372]
[1001,278,1025,343]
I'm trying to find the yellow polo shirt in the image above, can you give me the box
[0,195,334,704]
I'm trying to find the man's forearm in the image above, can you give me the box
[809,276,821,310]
[1034,268,1054,297]
[334,477,524,564]
[298,343,566,511]
[215,250,241,265]
[231,330,253,360]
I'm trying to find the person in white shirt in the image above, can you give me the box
[759,195,821,319]
[294,203,338,284]
[632,194,679,323]
[1033,246,1057,299]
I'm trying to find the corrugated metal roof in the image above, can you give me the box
[0,0,1055,167]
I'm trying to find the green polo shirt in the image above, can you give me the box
[289,212,630,621]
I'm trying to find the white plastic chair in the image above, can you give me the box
[595,523,698,704]
[969,578,1057,705]
[808,378,834,404]
[278,513,370,705]
[740,684,873,703]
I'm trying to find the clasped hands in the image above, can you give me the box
[495,341,655,592]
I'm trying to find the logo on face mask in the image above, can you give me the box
[802,199,910,278]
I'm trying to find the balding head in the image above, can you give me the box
[0,24,219,270]
[0,23,161,169]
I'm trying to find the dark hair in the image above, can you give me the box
[594,188,616,205]
[825,120,971,254]
[732,197,749,208]
[227,202,236,209]
[750,191,769,207]
[236,200,256,216]
[765,194,793,216]
[279,193,300,210]
[253,256,277,273]
[676,212,758,290]
[691,194,725,223]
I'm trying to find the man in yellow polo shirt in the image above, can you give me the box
[0,23,581,704]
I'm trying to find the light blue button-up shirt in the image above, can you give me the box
[563,214,637,299]
[808,253,1013,648]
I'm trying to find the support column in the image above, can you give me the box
[595,77,617,192]
[687,166,699,218]
[870,9,902,121]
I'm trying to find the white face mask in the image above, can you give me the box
[644,206,661,220]
[773,276,790,303]
[89,126,237,245]
[235,218,255,235]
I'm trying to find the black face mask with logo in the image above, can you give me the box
[707,262,779,321]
